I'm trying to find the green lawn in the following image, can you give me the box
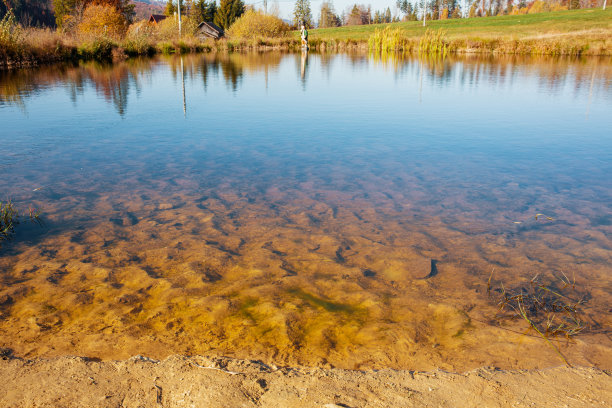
[301,8,612,41]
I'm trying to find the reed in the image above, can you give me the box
[368,26,406,53]
[486,272,588,367]
[418,29,449,56]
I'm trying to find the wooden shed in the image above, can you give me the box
[197,21,224,39]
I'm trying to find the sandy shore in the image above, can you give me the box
[0,354,610,407]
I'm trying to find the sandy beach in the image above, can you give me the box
[1,354,610,407]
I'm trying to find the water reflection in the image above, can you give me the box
[2,53,610,115]
[300,50,309,87]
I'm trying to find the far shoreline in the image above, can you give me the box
[2,8,611,70]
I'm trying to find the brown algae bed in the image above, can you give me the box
[0,171,610,371]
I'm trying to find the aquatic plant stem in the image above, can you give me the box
[516,300,571,367]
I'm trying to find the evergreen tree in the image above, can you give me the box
[293,0,312,28]
[194,0,217,21]
[164,0,176,15]
[214,0,244,29]
[373,10,381,23]
[164,0,188,16]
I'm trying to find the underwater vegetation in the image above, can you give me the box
[487,271,595,367]
[0,200,43,248]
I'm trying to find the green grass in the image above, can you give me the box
[306,8,612,41]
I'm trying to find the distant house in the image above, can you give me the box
[197,21,224,39]
[148,14,167,25]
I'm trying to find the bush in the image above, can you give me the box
[155,15,199,40]
[227,10,289,40]
[78,4,128,39]
[0,11,23,56]
[78,38,115,60]
[157,41,175,54]
[123,21,156,56]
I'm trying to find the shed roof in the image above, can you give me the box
[149,14,167,24]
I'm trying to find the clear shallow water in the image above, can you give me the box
[0,53,611,370]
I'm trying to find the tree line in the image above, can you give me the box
[295,0,607,28]
[1,0,606,29]
[0,0,246,29]
[162,0,246,29]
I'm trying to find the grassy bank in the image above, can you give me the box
[2,8,612,69]
[308,8,612,55]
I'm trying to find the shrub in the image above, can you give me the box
[78,38,115,60]
[0,11,23,56]
[78,4,128,39]
[123,21,156,55]
[155,15,199,40]
[227,10,289,40]
[157,41,175,54]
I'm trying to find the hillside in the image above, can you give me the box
[307,8,612,41]
[0,0,55,27]
[133,1,165,20]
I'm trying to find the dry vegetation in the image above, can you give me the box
[227,10,289,40]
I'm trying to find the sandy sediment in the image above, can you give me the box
[0,354,610,407]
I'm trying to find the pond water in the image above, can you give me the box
[0,53,611,371]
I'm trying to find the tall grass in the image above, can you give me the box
[368,26,405,52]
[418,29,449,56]
[368,28,450,56]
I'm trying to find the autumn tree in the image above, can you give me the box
[53,0,133,28]
[77,3,127,38]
